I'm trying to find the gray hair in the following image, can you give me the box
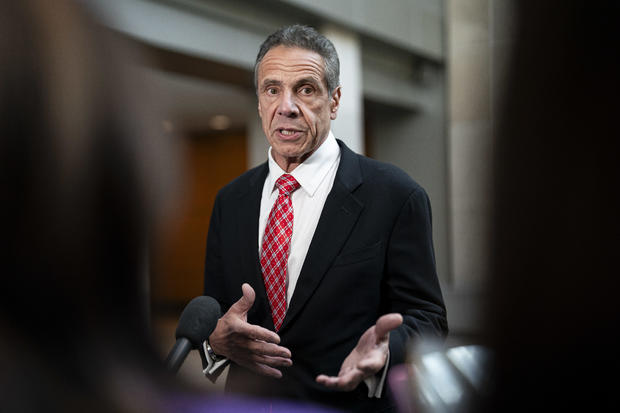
[254,24,340,95]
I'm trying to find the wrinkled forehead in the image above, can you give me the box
[257,46,327,87]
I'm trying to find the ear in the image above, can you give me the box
[257,100,262,118]
[329,86,342,120]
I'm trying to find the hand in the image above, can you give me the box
[209,283,292,378]
[316,313,403,391]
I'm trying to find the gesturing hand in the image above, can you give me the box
[208,283,292,378]
[315,313,403,391]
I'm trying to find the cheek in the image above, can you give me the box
[313,109,330,131]
[306,106,324,130]
[259,99,273,116]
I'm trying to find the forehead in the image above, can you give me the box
[258,46,325,84]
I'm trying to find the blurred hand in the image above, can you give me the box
[209,283,292,378]
[316,313,403,391]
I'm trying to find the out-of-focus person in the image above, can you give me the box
[387,2,619,412]
[0,0,181,411]
[480,1,620,411]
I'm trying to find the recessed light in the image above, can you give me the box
[162,120,174,133]
[209,115,231,130]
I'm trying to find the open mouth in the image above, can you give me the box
[277,128,302,138]
[280,129,296,136]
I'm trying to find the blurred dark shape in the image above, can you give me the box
[480,1,620,411]
[393,1,619,412]
[0,0,179,411]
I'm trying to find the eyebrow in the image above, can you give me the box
[260,77,322,90]
[294,77,321,89]
[260,79,282,89]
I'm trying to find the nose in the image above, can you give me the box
[277,90,299,118]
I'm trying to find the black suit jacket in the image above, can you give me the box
[203,140,447,412]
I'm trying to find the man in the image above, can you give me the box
[201,25,447,412]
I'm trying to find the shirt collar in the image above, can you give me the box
[266,131,340,197]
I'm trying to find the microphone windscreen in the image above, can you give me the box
[175,296,221,348]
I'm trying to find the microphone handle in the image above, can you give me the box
[165,337,192,374]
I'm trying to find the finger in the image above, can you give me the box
[229,283,256,316]
[248,340,291,359]
[317,369,364,390]
[251,354,293,368]
[316,369,364,392]
[239,322,282,344]
[374,313,403,339]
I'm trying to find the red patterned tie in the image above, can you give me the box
[260,174,300,331]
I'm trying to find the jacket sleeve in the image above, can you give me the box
[384,186,448,366]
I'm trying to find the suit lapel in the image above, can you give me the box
[281,140,364,331]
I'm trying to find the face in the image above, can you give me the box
[257,46,341,171]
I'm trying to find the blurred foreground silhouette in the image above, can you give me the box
[391,1,619,412]
[482,1,619,410]
[0,0,183,411]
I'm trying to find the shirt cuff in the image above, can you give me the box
[202,340,229,376]
[364,350,390,398]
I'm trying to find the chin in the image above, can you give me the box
[275,142,301,152]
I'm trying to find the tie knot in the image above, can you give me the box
[275,174,300,196]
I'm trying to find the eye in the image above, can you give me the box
[299,86,314,95]
[266,87,278,95]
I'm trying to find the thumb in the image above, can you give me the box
[229,283,256,316]
[375,313,403,341]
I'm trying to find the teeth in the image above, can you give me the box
[281,129,295,136]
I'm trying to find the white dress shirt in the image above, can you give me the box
[259,131,340,305]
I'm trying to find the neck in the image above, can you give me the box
[277,157,304,173]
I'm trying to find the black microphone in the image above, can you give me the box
[165,295,221,373]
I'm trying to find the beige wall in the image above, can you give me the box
[448,0,493,290]
[445,0,516,337]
